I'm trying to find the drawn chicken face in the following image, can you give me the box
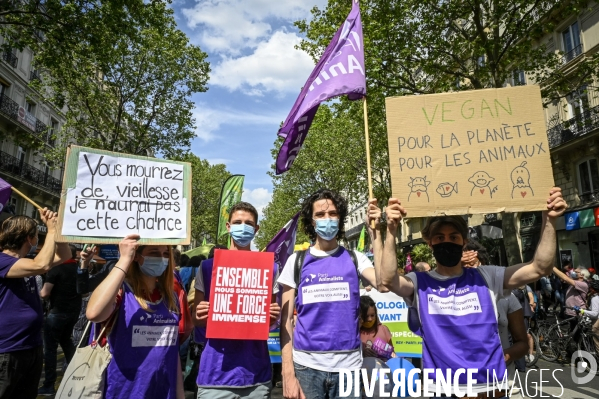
[511,162,531,187]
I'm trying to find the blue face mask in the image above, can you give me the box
[314,218,339,241]
[230,223,255,247]
[139,256,169,277]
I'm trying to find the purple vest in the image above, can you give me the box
[294,248,360,353]
[411,269,506,385]
[105,283,180,399]
[192,259,213,345]
[196,258,273,388]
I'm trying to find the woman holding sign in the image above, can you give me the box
[86,236,185,399]
[0,210,71,399]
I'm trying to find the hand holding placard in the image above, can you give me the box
[57,146,191,245]
[206,250,274,340]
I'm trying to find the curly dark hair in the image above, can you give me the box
[360,295,379,334]
[300,189,348,242]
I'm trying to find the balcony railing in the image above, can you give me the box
[1,51,17,68]
[0,150,61,195]
[562,44,583,65]
[0,94,51,144]
[579,189,599,205]
[547,104,599,149]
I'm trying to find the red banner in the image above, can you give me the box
[206,249,274,340]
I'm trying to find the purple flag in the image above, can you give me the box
[265,212,300,271]
[0,178,12,213]
[276,0,366,174]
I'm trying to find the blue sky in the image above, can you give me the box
[170,0,328,220]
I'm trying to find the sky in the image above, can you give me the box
[171,0,329,222]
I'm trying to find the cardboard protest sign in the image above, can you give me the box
[206,250,274,340]
[360,288,422,358]
[57,146,191,245]
[385,86,555,217]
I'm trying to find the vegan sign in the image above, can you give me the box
[57,146,191,245]
[206,250,274,340]
[385,86,555,217]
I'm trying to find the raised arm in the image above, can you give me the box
[380,198,414,299]
[361,198,383,287]
[504,188,567,290]
[86,235,139,323]
[552,267,577,287]
[7,209,59,278]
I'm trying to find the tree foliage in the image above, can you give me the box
[268,0,591,265]
[1,0,210,161]
[171,153,231,245]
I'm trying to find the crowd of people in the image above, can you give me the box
[1,186,599,399]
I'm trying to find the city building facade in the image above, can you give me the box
[0,35,65,242]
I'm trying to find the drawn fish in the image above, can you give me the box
[436,182,458,198]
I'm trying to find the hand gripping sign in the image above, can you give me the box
[207,250,274,340]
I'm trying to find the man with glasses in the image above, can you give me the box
[278,189,382,399]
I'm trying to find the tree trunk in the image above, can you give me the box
[502,212,522,266]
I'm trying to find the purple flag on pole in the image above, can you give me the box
[275,0,366,174]
[0,178,12,213]
[265,212,300,271]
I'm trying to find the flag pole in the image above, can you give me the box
[12,187,42,210]
[363,97,375,229]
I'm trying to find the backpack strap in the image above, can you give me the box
[348,249,359,276]
[294,250,308,297]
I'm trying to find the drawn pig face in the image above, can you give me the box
[468,171,494,188]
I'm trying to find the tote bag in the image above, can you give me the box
[56,312,116,398]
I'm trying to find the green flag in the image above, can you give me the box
[217,175,245,239]
[202,237,207,246]
[357,226,366,252]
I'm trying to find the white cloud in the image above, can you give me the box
[242,187,272,222]
[210,31,315,95]
[182,0,327,54]
[193,104,283,141]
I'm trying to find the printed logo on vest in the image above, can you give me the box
[427,292,482,316]
[302,282,350,304]
[132,325,178,347]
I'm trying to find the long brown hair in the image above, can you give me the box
[126,245,178,314]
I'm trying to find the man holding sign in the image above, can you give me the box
[278,189,383,399]
[379,188,566,397]
[193,202,280,399]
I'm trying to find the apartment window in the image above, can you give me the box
[17,146,26,166]
[0,82,7,97]
[578,158,599,194]
[567,87,589,120]
[48,119,58,146]
[562,22,582,62]
[512,70,526,86]
[26,101,36,115]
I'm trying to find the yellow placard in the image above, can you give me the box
[385,86,555,217]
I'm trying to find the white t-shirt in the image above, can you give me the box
[277,246,374,372]
[194,258,279,295]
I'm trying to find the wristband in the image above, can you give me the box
[113,266,127,276]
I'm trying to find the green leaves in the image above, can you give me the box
[170,153,231,245]
[2,0,210,160]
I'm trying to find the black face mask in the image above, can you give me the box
[432,242,463,267]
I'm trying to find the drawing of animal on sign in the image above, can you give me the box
[436,182,458,198]
[511,161,534,198]
[468,171,497,198]
[408,176,431,202]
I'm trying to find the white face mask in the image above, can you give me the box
[28,237,39,255]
